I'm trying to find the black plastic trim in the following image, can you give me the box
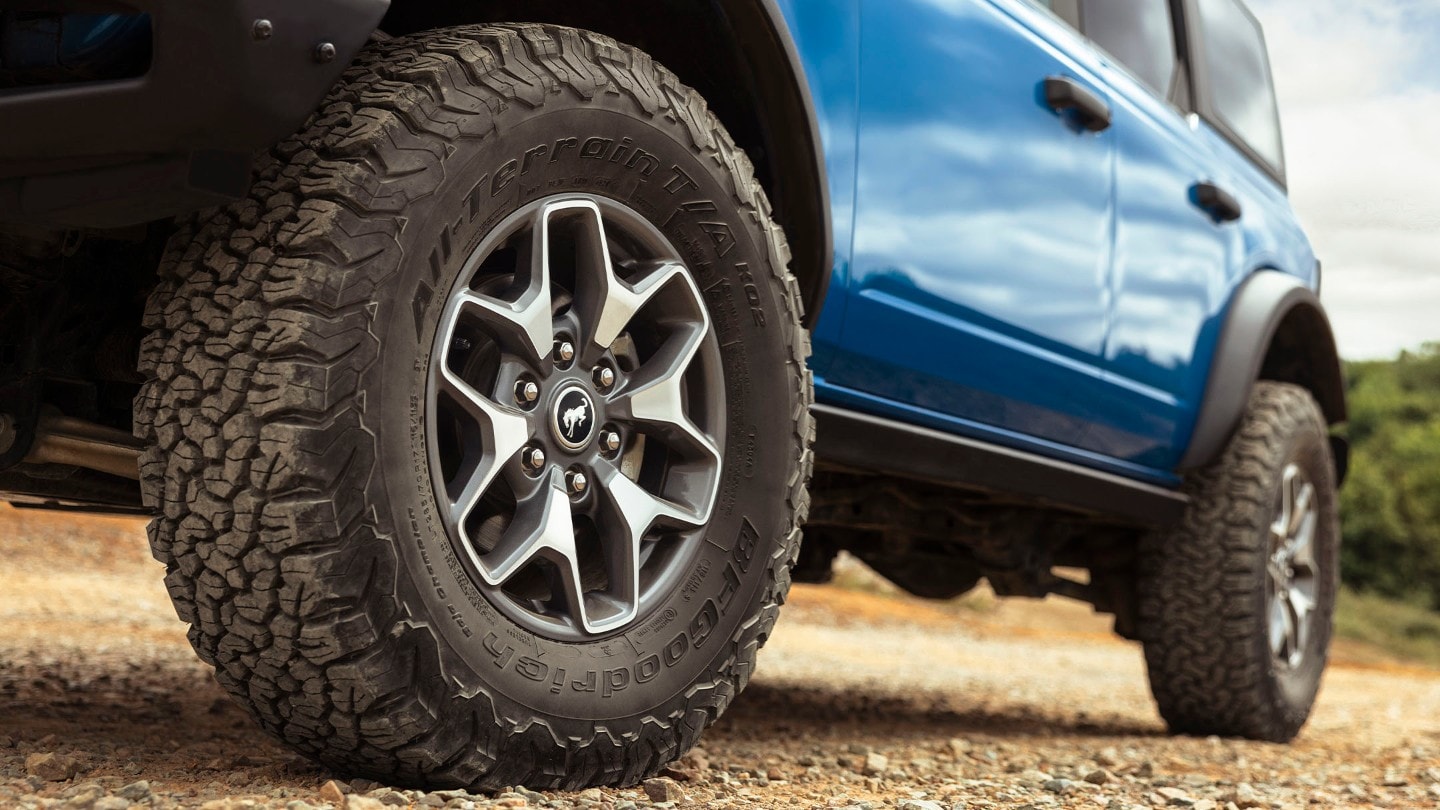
[0,0,390,227]
[1043,75,1113,131]
[813,404,1189,527]
[1179,271,1347,470]
[749,0,833,328]
[1193,180,1242,222]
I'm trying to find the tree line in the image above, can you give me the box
[1337,344,1440,610]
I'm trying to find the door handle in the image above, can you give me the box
[1042,76,1112,132]
[1192,182,1243,222]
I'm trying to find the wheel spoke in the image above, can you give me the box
[441,206,555,368]
[567,198,693,353]
[587,460,707,632]
[472,471,590,623]
[1289,508,1318,570]
[1272,593,1296,657]
[1283,594,1302,662]
[437,367,530,527]
[1288,481,1314,539]
[612,323,719,454]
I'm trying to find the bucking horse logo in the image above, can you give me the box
[562,400,589,439]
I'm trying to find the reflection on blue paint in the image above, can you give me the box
[776,0,1314,482]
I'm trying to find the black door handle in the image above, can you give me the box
[1193,182,1243,222]
[1043,76,1112,132]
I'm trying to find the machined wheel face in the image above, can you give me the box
[425,195,724,641]
[1267,463,1319,669]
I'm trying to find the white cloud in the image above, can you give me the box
[1253,0,1440,359]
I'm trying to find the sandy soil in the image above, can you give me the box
[1,505,1438,809]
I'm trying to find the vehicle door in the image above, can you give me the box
[828,0,1123,459]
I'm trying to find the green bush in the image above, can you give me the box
[1339,344,1440,610]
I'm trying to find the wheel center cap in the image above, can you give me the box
[552,385,596,450]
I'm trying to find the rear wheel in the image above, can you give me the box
[135,23,812,790]
[1137,382,1339,742]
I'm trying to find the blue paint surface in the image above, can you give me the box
[777,0,1314,484]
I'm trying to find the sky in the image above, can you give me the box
[1252,0,1440,359]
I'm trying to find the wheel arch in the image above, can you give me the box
[1179,270,1348,480]
[378,0,833,327]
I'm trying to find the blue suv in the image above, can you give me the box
[0,0,1344,791]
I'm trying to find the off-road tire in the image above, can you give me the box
[1137,381,1338,742]
[134,24,812,790]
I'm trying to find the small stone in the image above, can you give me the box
[319,780,347,808]
[1155,787,1194,806]
[577,788,603,802]
[1043,779,1075,794]
[1192,801,1218,810]
[117,782,151,802]
[845,743,871,755]
[1381,771,1408,787]
[0,735,13,748]
[947,739,972,757]
[92,800,130,810]
[287,802,320,810]
[898,801,945,810]
[1084,770,1112,785]
[642,777,687,804]
[1019,770,1053,786]
[346,798,385,810]
[1094,748,1120,767]
[861,752,889,777]
[26,753,81,782]
[1228,783,1263,808]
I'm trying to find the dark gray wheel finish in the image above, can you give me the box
[425,195,724,640]
[1138,382,1339,743]
[135,23,813,791]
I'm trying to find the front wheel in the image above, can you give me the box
[135,23,812,790]
[1137,381,1339,742]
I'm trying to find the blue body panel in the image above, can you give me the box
[775,0,1314,487]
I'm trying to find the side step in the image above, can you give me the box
[812,404,1189,527]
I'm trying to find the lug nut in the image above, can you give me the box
[566,470,589,495]
[593,365,616,391]
[554,340,576,365]
[599,429,622,455]
[521,446,546,473]
[515,379,539,406]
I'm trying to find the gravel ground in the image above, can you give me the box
[2,505,1438,809]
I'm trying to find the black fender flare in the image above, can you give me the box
[1179,271,1348,473]
[729,0,834,326]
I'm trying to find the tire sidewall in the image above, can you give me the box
[364,99,795,724]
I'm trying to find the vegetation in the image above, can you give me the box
[1334,587,1440,668]
[1339,344,1440,611]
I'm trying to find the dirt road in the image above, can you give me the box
[2,505,1438,809]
